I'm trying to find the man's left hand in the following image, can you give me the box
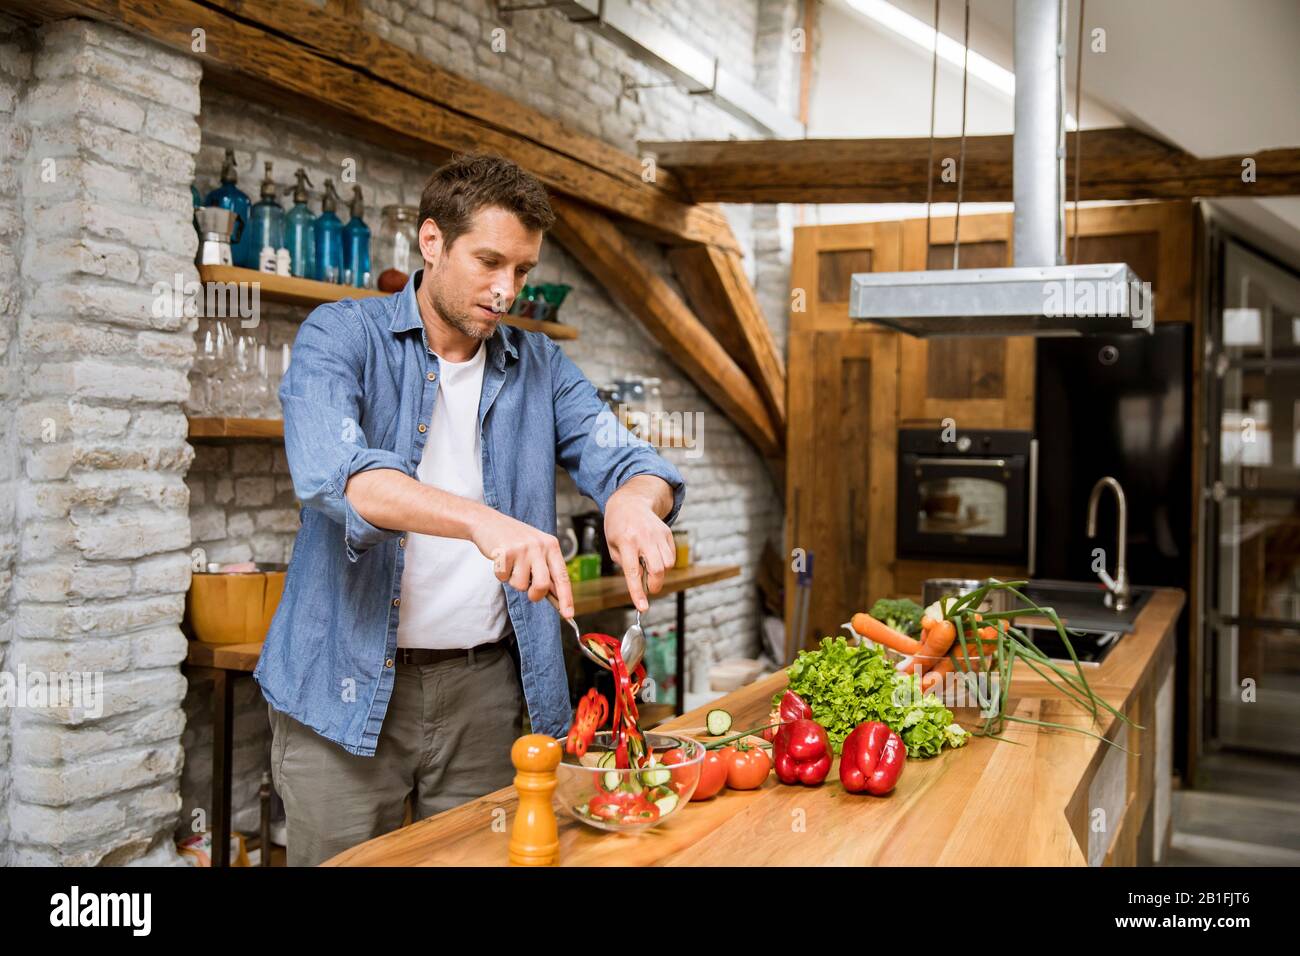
[603,475,676,613]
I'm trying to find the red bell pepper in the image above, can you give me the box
[773,718,833,786]
[764,689,813,741]
[839,721,907,795]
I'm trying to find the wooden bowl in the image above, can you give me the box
[186,571,286,644]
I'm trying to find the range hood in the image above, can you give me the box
[849,0,1153,338]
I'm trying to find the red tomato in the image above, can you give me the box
[690,749,729,800]
[722,744,771,790]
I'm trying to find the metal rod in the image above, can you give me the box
[925,0,941,256]
[952,0,971,270]
[1071,0,1086,263]
[1012,0,1064,267]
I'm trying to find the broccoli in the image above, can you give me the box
[868,597,924,637]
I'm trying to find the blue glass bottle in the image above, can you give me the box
[204,148,253,268]
[313,178,343,284]
[342,185,372,288]
[284,168,315,280]
[247,161,284,269]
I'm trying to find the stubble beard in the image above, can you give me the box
[429,266,495,342]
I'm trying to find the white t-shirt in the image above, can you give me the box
[396,342,510,649]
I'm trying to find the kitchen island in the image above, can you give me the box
[323,588,1183,867]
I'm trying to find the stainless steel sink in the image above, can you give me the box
[1014,578,1153,633]
[1014,623,1123,667]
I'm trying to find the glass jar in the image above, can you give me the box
[672,529,691,569]
[374,205,419,293]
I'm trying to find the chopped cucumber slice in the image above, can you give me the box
[706,709,733,736]
[603,770,621,791]
[653,792,679,815]
[596,750,616,769]
[639,767,671,787]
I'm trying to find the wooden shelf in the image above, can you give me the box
[197,265,578,340]
[187,416,283,442]
[188,415,682,451]
[568,564,740,616]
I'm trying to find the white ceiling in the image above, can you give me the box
[817,0,1300,252]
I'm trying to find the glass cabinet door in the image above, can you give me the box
[1205,237,1300,756]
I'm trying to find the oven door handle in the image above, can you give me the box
[912,457,1009,468]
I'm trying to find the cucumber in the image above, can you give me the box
[602,770,621,791]
[706,709,733,736]
[639,767,671,787]
[653,792,679,815]
[596,750,616,769]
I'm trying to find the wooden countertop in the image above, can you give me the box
[324,588,1184,867]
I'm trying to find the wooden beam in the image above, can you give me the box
[11,0,739,250]
[668,245,786,432]
[642,127,1300,203]
[549,196,782,459]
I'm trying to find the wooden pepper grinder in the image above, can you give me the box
[509,734,561,866]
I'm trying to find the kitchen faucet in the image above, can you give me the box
[1086,477,1130,613]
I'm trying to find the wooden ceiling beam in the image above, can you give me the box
[11,0,739,250]
[668,245,786,433]
[642,127,1300,203]
[550,195,782,460]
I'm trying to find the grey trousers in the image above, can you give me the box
[268,641,525,866]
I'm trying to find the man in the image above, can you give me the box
[254,154,685,866]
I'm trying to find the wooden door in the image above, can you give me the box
[898,214,1035,430]
[786,329,898,654]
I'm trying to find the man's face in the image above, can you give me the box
[418,205,542,341]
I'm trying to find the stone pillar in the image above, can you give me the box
[6,18,201,866]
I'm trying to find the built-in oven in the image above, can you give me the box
[896,429,1036,565]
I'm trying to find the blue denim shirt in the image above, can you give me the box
[253,270,686,756]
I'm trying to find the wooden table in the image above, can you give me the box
[183,563,739,867]
[324,588,1185,867]
[183,640,264,868]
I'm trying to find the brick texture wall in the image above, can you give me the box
[0,18,31,871]
[4,19,201,865]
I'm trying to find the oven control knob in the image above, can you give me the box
[956,435,972,452]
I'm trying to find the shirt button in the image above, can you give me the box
[418,423,427,433]
[385,658,394,668]
[398,536,406,547]
[426,372,436,381]
[392,598,401,608]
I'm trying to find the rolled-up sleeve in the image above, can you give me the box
[549,337,685,524]
[280,303,415,562]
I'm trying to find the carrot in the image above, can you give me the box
[921,658,953,693]
[912,619,957,670]
[853,613,922,656]
[920,614,937,631]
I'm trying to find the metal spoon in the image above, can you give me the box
[618,565,648,671]
[545,565,648,671]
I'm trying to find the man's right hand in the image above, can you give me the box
[471,507,575,618]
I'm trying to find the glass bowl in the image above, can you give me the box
[557,731,705,832]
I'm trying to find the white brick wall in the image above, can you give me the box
[4,18,200,866]
[0,22,32,872]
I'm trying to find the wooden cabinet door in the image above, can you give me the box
[789,221,902,333]
[897,214,1035,430]
[1065,201,1194,325]
[785,329,898,655]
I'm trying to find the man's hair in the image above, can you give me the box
[418,153,554,248]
